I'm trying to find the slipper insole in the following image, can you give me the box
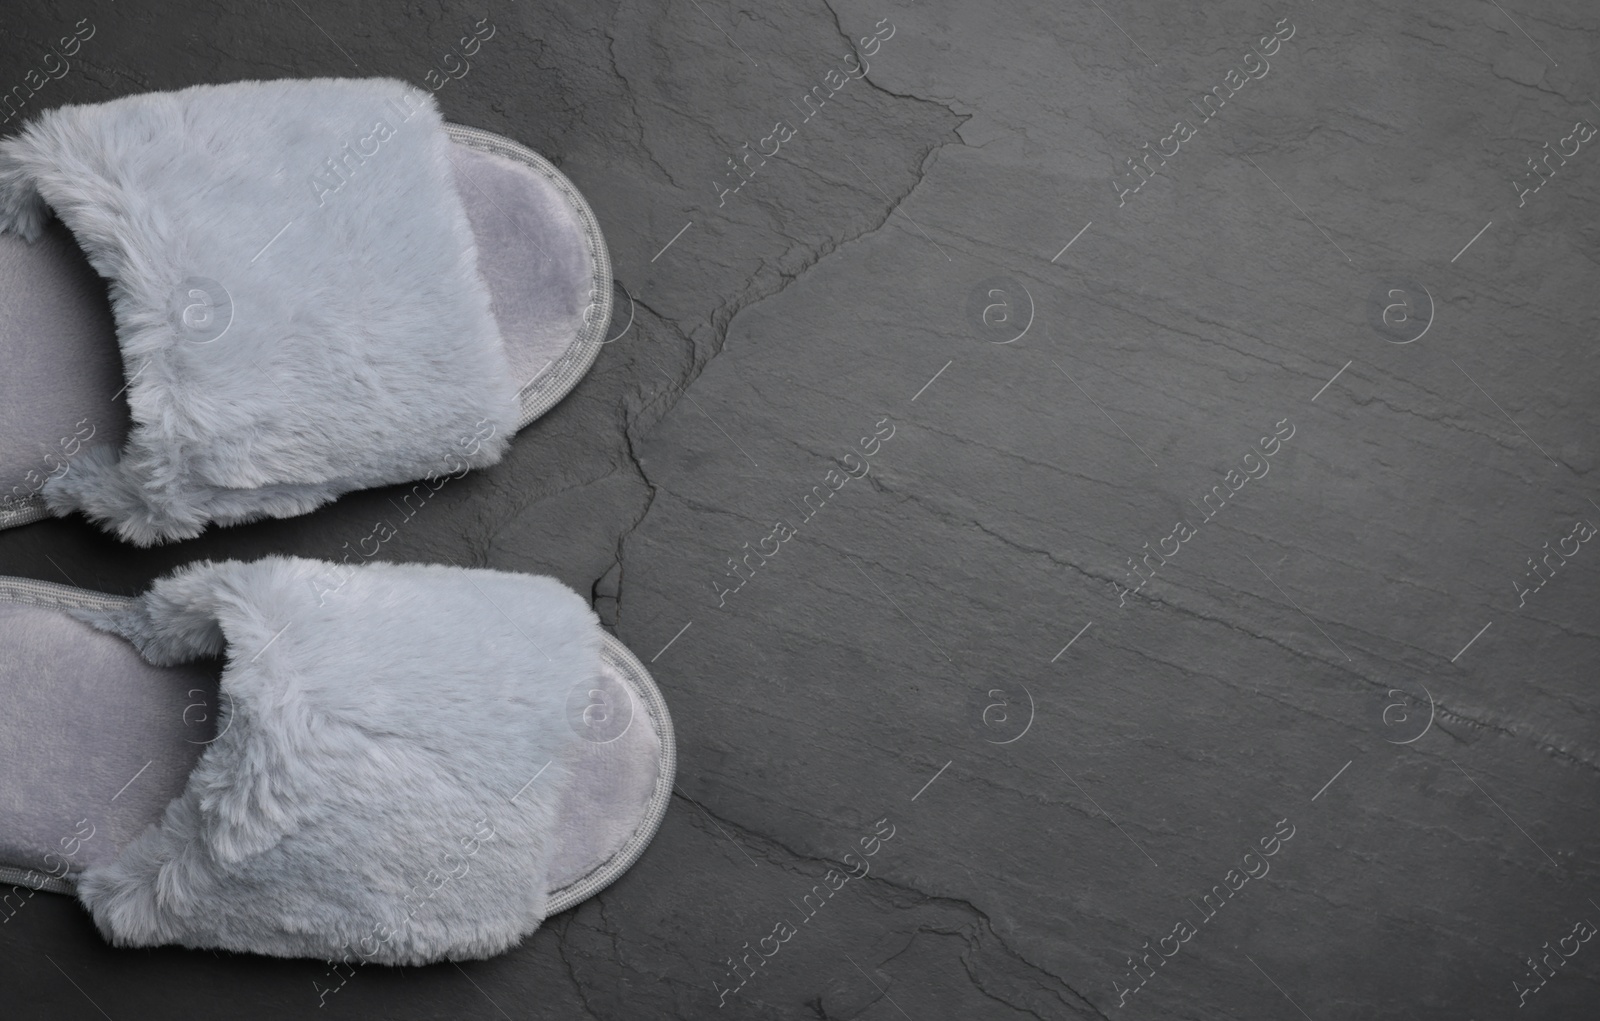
[0,139,597,511]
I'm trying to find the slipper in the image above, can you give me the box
[0,556,673,964]
[0,77,612,544]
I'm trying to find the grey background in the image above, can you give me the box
[2,0,1598,1018]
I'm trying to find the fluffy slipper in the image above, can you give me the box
[0,556,672,964]
[0,77,611,544]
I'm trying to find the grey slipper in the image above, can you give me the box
[0,77,611,544]
[0,556,673,964]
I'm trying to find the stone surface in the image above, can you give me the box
[3,0,1600,1018]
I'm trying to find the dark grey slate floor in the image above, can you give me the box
[4,0,1600,1018]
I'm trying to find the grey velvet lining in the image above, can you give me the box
[0,575,674,921]
[0,125,610,532]
[0,219,128,532]
[548,633,676,915]
[445,124,611,431]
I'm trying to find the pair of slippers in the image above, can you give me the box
[0,78,674,965]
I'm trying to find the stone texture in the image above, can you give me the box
[3,0,1599,1018]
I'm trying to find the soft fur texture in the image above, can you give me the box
[69,556,597,964]
[0,79,521,545]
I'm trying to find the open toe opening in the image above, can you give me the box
[446,126,611,430]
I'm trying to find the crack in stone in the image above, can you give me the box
[787,499,1597,770]
[598,397,662,625]
[553,915,607,1020]
[600,17,970,620]
[872,924,1076,1021]
[1431,702,1600,774]
[704,131,959,350]
[592,894,629,973]
[600,25,682,188]
[815,0,975,128]
[861,884,1115,1020]
[673,791,1112,1018]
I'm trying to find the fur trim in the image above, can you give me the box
[70,556,597,964]
[0,78,521,544]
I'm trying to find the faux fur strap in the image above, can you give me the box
[0,79,522,544]
[69,557,599,964]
